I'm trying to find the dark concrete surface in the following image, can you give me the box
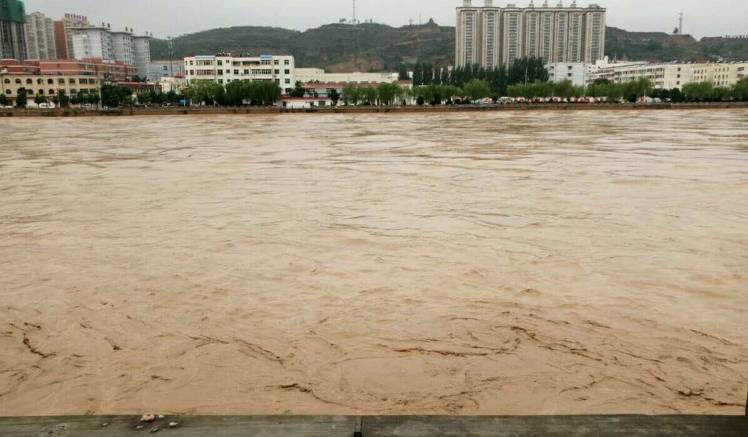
[1,415,746,437]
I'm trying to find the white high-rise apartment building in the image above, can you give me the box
[133,35,151,79]
[184,54,296,94]
[456,0,607,67]
[25,12,57,59]
[71,26,114,61]
[110,30,134,65]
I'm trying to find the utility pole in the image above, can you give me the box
[167,36,174,77]
[679,12,684,35]
[352,0,357,24]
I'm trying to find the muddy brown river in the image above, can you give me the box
[1,110,747,416]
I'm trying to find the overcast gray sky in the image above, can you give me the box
[24,0,747,39]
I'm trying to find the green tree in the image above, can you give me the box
[88,93,101,107]
[100,84,135,107]
[56,90,70,108]
[34,93,47,105]
[463,79,491,102]
[183,80,224,105]
[15,88,28,108]
[328,88,340,106]
[733,78,748,101]
[342,84,361,105]
[289,81,306,98]
[670,88,684,103]
[361,87,378,105]
[0,93,8,106]
[682,82,715,102]
[398,64,409,81]
[377,83,401,106]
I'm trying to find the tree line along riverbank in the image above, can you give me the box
[2,102,748,117]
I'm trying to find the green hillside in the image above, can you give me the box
[151,22,748,70]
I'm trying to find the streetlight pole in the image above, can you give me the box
[168,36,174,77]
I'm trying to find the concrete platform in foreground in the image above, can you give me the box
[1,415,746,437]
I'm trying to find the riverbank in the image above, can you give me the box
[1,415,746,437]
[1,101,748,117]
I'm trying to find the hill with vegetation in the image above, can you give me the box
[151,22,748,70]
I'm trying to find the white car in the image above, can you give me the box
[37,103,56,109]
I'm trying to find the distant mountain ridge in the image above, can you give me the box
[151,22,748,71]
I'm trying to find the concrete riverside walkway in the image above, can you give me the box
[0,415,746,437]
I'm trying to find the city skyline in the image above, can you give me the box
[23,0,748,40]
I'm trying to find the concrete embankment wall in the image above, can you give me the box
[1,102,747,117]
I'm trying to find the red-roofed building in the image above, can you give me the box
[0,57,135,103]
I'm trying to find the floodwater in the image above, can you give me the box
[1,110,747,416]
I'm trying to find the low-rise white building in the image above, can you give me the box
[278,96,333,109]
[296,68,399,84]
[159,76,188,94]
[590,61,748,89]
[184,54,295,94]
[690,63,748,87]
[149,60,185,81]
[546,63,589,87]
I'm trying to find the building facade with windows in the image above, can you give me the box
[53,13,89,59]
[295,68,398,84]
[0,0,27,60]
[184,54,296,94]
[133,35,151,79]
[71,26,114,61]
[25,12,57,60]
[589,61,748,90]
[110,30,134,66]
[148,59,185,81]
[0,57,135,103]
[456,0,606,67]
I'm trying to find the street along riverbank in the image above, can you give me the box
[1,101,747,117]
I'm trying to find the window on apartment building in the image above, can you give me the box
[37,79,43,85]
[274,60,279,65]
[69,79,76,84]
[58,79,65,84]
[189,61,194,65]
[38,90,44,95]
[218,79,223,84]
[217,70,223,75]
[47,78,53,84]
[217,60,223,66]
[3,79,9,84]
[274,69,280,75]
[5,89,10,94]
[26,79,32,84]
[244,69,249,75]
[70,89,77,94]
[284,69,290,75]
[190,70,194,75]
[49,89,55,95]
[284,60,289,65]
[234,70,239,75]
[275,79,280,84]
[285,78,290,84]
